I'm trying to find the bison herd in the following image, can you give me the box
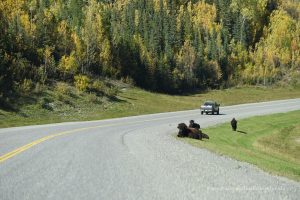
[177,120,209,140]
[177,118,238,140]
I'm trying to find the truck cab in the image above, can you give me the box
[200,101,220,115]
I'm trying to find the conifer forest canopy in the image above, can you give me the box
[0,0,299,94]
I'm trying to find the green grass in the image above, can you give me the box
[181,111,300,181]
[1,85,300,128]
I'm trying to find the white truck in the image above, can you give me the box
[200,101,220,115]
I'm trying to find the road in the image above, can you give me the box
[0,98,300,200]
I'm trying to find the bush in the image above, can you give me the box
[74,75,90,91]
[121,76,135,86]
[291,71,300,87]
[55,82,72,96]
[40,97,54,111]
[86,92,100,103]
[90,80,105,93]
[33,82,45,94]
[15,79,33,95]
[105,86,119,97]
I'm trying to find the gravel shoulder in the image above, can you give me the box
[122,124,300,200]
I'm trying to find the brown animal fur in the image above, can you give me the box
[177,123,209,140]
[177,123,203,140]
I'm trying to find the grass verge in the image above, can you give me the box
[0,85,300,128]
[181,110,300,181]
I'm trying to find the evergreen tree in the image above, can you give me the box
[68,0,84,32]
[0,0,298,96]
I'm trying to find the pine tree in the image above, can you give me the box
[208,28,218,61]
[68,0,84,32]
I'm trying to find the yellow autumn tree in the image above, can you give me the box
[58,52,78,76]
[192,1,218,31]
[247,9,299,85]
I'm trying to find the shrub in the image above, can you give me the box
[90,80,105,93]
[121,76,135,86]
[291,71,300,87]
[15,79,33,95]
[55,82,72,96]
[33,82,44,94]
[105,86,119,97]
[86,92,100,103]
[58,52,78,75]
[40,97,54,111]
[74,75,90,91]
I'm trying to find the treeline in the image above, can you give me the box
[0,0,299,95]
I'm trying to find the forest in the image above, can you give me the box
[0,0,299,96]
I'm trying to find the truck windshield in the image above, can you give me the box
[204,102,214,106]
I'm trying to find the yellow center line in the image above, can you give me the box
[0,113,198,163]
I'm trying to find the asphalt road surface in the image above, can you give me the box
[1,99,300,200]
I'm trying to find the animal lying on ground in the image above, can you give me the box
[177,123,209,140]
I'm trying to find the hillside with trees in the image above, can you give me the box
[0,0,299,98]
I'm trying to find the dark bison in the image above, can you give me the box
[189,120,200,129]
[177,123,209,140]
[231,118,237,131]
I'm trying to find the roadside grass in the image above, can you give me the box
[182,110,300,181]
[1,85,300,128]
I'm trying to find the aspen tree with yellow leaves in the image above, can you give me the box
[0,0,299,97]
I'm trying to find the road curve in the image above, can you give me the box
[0,98,300,200]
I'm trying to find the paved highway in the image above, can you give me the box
[0,99,300,200]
